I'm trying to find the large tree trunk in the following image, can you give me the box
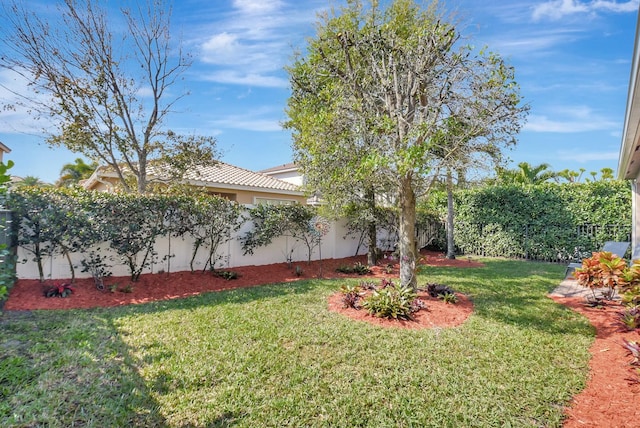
[446,168,456,259]
[398,175,417,290]
[365,185,377,266]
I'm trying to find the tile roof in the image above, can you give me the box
[150,161,301,192]
[259,162,298,174]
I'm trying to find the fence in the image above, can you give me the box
[14,217,633,280]
[418,221,632,263]
[15,218,386,281]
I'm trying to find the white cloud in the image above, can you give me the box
[207,106,285,132]
[200,71,288,88]
[232,0,284,15]
[557,150,620,162]
[211,116,282,132]
[592,0,640,12]
[192,1,324,88]
[202,32,240,57]
[0,69,53,135]
[533,0,589,20]
[524,106,620,132]
[490,29,583,55]
[533,0,639,21]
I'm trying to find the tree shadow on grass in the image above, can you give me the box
[0,310,169,427]
[113,277,328,317]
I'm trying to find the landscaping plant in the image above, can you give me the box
[44,282,74,298]
[339,283,363,309]
[574,251,626,302]
[361,280,422,320]
[618,306,640,331]
[213,270,239,281]
[335,262,371,275]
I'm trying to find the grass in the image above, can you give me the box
[0,259,594,427]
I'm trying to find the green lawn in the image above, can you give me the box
[0,259,594,427]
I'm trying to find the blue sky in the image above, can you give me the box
[0,0,638,183]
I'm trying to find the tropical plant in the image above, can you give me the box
[618,306,640,331]
[212,270,238,281]
[618,260,640,306]
[424,283,457,303]
[11,175,49,188]
[56,158,97,187]
[361,281,421,320]
[44,282,74,298]
[574,251,626,301]
[496,162,559,185]
[336,262,372,275]
[340,283,364,309]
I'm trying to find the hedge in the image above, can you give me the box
[418,181,632,261]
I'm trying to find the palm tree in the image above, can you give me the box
[497,162,559,185]
[56,158,98,187]
[12,175,49,188]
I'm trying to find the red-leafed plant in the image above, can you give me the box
[44,282,74,298]
[340,284,364,309]
[623,339,640,366]
[574,251,626,302]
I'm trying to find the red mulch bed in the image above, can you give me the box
[5,250,640,426]
[327,290,473,330]
[548,295,640,427]
[2,250,482,311]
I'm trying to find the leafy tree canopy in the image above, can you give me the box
[286,0,527,288]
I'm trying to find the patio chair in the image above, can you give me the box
[565,241,630,277]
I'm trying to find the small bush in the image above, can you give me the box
[358,280,377,291]
[441,293,458,304]
[424,283,455,298]
[44,282,74,298]
[621,284,640,306]
[213,270,239,281]
[335,262,372,275]
[362,282,419,320]
[618,306,640,331]
[340,284,363,309]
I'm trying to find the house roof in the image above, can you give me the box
[619,11,640,180]
[178,162,301,192]
[83,161,303,194]
[0,142,11,153]
[259,162,298,174]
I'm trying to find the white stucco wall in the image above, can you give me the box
[16,219,397,280]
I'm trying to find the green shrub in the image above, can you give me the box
[362,282,420,320]
[336,262,371,275]
[213,270,238,280]
[419,181,632,259]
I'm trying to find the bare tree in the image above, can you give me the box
[0,0,217,193]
